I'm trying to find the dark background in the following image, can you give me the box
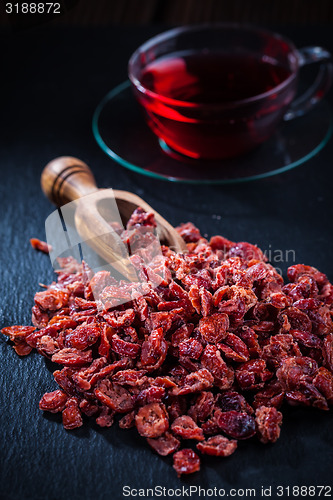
[1,2,333,500]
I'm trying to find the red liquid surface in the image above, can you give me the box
[141,51,291,103]
[137,51,295,159]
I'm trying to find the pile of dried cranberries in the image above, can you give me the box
[2,209,333,476]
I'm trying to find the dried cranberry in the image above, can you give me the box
[178,338,203,359]
[276,357,318,391]
[176,222,202,243]
[188,391,215,422]
[171,415,204,441]
[198,313,229,343]
[111,334,140,359]
[173,449,200,476]
[201,345,234,390]
[135,403,169,438]
[62,398,83,430]
[34,289,69,312]
[236,360,272,391]
[255,406,282,443]
[170,368,214,395]
[65,322,100,350]
[51,348,92,368]
[197,435,237,457]
[323,334,333,371]
[218,333,249,362]
[119,411,136,429]
[215,410,256,439]
[96,406,115,428]
[216,391,253,414]
[39,390,68,413]
[147,431,180,456]
[313,367,333,405]
[95,379,134,413]
[30,238,52,253]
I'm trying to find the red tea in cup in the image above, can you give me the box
[129,25,332,160]
[140,50,292,159]
[141,52,291,104]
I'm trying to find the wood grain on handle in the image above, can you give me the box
[75,192,139,281]
[41,156,187,276]
[41,156,98,206]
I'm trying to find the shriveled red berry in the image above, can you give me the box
[255,406,283,443]
[173,449,200,476]
[147,431,180,456]
[30,238,52,253]
[62,398,83,430]
[39,390,68,413]
[197,435,237,457]
[199,313,229,343]
[215,410,256,439]
[171,415,204,441]
[135,403,169,438]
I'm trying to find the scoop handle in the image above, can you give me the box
[41,156,98,206]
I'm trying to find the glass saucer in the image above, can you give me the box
[92,81,333,184]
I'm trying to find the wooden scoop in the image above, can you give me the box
[41,156,187,279]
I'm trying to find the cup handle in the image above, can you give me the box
[284,46,333,121]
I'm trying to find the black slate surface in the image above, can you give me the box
[1,24,333,500]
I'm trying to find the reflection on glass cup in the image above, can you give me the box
[128,24,333,160]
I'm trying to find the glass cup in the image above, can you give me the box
[128,24,333,160]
